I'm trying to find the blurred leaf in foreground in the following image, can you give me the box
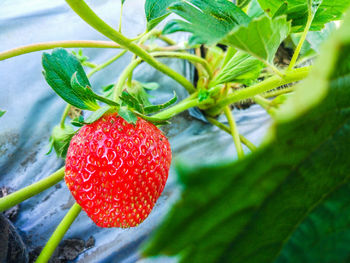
[144,8,350,263]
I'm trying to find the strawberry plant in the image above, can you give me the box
[1,0,350,262]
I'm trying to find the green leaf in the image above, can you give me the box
[237,0,253,8]
[47,125,76,158]
[145,0,176,31]
[0,110,5,118]
[42,48,100,111]
[144,92,178,114]
[144,9,350,263]
[120,91,145,113]
[211,51,264,86]
[118,107,138,125]
[163,0,251,45]
[247,0,265,18]
[257,0,350,32]
[276,182,350,263]
[222,15,291,64]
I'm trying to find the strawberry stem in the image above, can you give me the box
[87,49,128,78]
[206,116,257,152]
[223,106,244,159]
[0,167,65,212]
[0,40,121,61]
[60,105,71,128]
[206,66,310,116]
[35,203,82,263]
[65,0,196,93]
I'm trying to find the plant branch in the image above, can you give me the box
[262,86,294,98]
[0,40,120,61]
[118,0,123,33]
[152,95,200,120]
[0,167,65,212]
[288,9,314,70]
[35,203,82,263]
[65,0,195,93]
[113,58,142,101]
[206,67,310,116]
[87,49,128,78]
[151,51,213,79]
[206,116,257,151]
[60,105,71,128]
[223,106,244,159]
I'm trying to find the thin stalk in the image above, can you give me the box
[262,86,294,98]
[152,96,200,120]
[87,49,127,78]
[288,9,313,70]
[35,203,82,263]
[0,40,120,61]
[128,29,160,87]
[0,167,65,212]
[206,116,257,151]
[253,95,277,116]
[223,106,244,159]
[60,105,71,128]
[253,95,271,110]
[113,58,142,101]
[82,61,98,68]
[206,66,310,116]
[158,35,176,46]
[65,0,195,93]
[151,51,213,79]
[118,0,123,33]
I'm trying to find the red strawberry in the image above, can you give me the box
[64,113,172,228]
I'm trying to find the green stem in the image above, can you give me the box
[0,40,120,61]
[152,96,200,120]
[87,49,127,78]
[158,35,177,46]
[253,95,277,116]
[206,67,310,116]
[151,51,213,79]
[65,0,195,93]
[118,0,123,33]
[60,105,71,128]
[35,203,82,263]
[82,61,98,68]
[253,95,271,110]
[262,86,294,98]
[113,58,142,101]
[0,167,65,212]
[223,106,244,159]
[288,9,313,70]
[206,116,257,152]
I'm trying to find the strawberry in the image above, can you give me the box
[64,113,172,228]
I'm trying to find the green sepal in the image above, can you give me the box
[0,110,6,118]
[118,107,138,125]
[120,91,145,113]
[143,92,178,114]
[47,125,77,158]
[71,116,85,127]
[85,106,114,123]
[70,106,114,127]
